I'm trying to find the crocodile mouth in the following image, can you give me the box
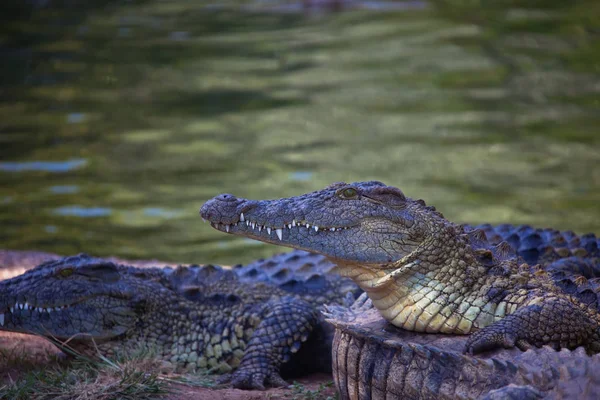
[0,301,80,328]
[205,212,357,241]
[0,296,134,342]
[0,295,129,328]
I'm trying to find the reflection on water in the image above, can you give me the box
[289,171,314,181]
[143,208,183,219]
[67,113,87,124]
[49,185,79,194]
[53,206,113,218]
[0,0,598,265]
[241,0,427,13]
[0,159,87,172]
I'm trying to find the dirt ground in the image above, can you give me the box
[165,374,335,400]
[0,250,336,399]
[0,331,335,399]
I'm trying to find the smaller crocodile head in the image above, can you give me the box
[201,181,446,267]
[0,254,166,350]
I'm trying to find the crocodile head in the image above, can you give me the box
[201,181,448,268]
[0,254,168,350]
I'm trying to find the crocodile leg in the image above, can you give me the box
[227,296,318,390]
[466,297,600,354]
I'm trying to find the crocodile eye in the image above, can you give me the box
[339,188,358,199]
[59,268,73,278]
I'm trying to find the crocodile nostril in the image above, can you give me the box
[217,194,236,202]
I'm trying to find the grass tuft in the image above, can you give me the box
[0,344,169,400]
[287,380,336,400]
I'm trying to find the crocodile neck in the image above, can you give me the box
[335,225,489,333]
[335,224,541,334]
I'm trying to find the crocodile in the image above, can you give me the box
[326,294,600,399]
[0,250,359,390]
[200,181,600,355]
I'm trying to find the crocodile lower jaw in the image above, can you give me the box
[208,215,356,242]
[0,302,77,327]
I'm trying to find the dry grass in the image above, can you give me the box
[0,332,213,400]
[287,381,336,400]
[0,346,169,400]
[0,335,335,400]
[0,331,227,400]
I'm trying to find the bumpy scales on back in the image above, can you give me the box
[0,251,358,389]
[201,181,600,353]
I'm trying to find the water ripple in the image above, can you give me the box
[0,159,87,173]
[53,206,112,217]
[49,185,79,194]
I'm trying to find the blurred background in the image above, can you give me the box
[0,0,598,266]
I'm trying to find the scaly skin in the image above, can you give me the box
[326,295,600,400]
[201,181,600,354]
[0,251,358,390]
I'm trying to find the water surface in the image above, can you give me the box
[1,0,599,265]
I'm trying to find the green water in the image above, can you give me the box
[1,0,599,265]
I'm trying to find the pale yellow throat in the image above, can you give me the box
[335,261,499,334]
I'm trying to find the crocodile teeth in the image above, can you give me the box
[246,220,249,226]
[287,224,292,229]
[0,314,4,326]
[251,222,256,229]
[266,227,271,235]
[330,227,336,231]
[225,224,230,233]
[9,307,14,313]
[306,224,310,229]
[314,226,319,232]
[276,228,283,241]
[292,220,296,227]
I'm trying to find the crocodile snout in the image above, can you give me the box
[200,194,254,225]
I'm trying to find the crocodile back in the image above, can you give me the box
[545,258,600,312]
[467,224,600,267]
[161,250,360,306]
[465,224,600,312]
[233,250,360,304]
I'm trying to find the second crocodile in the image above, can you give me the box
[0,250,358,390]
